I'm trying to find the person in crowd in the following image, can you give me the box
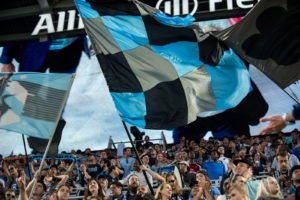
[259,104,300,135]
[177,161,196,188]
[288,165,300,195]
[109,181,124,200]
[124,159,164,189]
[4,189,15,200]
[98,175,110,197]
[106,166,120,186]
[78,163,91,187]
[188,181,202,200]
[229,182,249,200]
[217,145,230,172]
[84,178,105,200]
[165,172,184,200]
[273,150,295,189]
[110,158,124,180]
[143,136,154,150]
[57,184,70,200]
[232,158,260,200]
[43,165,69,192]
[151,153,168,173]
[255,176,283,200]
[119,147,135,178]
[15,170,27,200]
[87,155,101,179]
[124,174,153,200]
[202,150,226,181]
[98,159,111,178]
[195,170,220,200]
[155,183,172,200]
[252,151,265,176]
[2,162,20,193]
[271,145,300,173]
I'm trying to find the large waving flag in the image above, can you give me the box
[216,0,300,89]
[75,0,252,129]
[0,73,74,138]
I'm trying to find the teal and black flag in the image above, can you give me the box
[75,0,252,129]
[216,0,300,88]
[0,73,74,139]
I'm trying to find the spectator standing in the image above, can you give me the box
[119,148,135,178]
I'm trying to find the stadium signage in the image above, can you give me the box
[32,10,84,36]
[156,0,260,16]
[31,0,259,35]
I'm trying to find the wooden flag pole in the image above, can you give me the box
[121,121,155,195]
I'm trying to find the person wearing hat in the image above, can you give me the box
[178,160,196,188]
[232,158,260,200]
[287,165,300,195]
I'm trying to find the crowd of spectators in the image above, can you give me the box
[1,129,300,200]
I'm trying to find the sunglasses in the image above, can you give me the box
[168,180,176,183]
[6,193,15,198]
[9,168,15,171]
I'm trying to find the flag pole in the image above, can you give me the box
[21,134,32,180]
[28,120,59,199]
[28,74,75,199]
[121,121,155,195]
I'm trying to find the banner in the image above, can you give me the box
[0,73,74,138]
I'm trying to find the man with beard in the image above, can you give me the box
[125,174,154,200]
[126,159,165,186]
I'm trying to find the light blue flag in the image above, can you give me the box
[0,73,74,139]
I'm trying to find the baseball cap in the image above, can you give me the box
[233,158,252,167]
[178,161,189,166]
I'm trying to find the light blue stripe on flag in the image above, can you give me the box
[102,15,149,51]
[111,92,146,128]
[206,49,252,110]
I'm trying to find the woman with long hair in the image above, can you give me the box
[195,170,220,200]
[57,184,70,200]
[84,178,106,200]
[152,153,168,173]
[155,183,173,200]
[165,172,184,200]
[255,176,283,200]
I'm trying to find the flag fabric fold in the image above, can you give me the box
[75,0,252,129]
[215,0,300,89]
[0,73,74,139]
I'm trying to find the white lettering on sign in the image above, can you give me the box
[32,14,55,35]
[156,0,198,16]
[209,0,259,12]
[32,10,84,36]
